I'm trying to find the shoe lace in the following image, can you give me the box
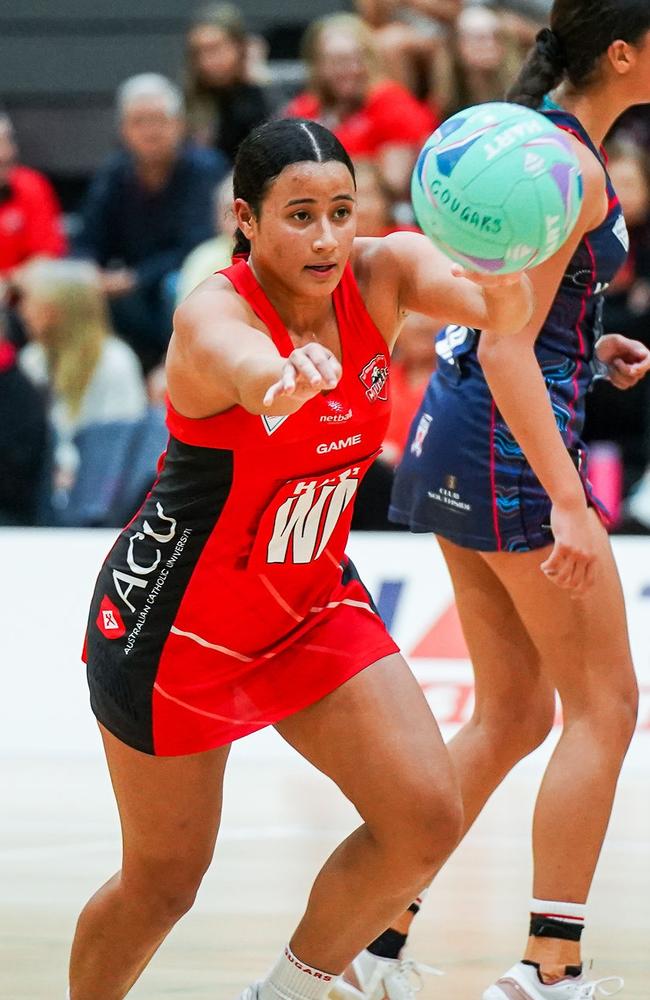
[387,957,444,997]
[576,977,624,999]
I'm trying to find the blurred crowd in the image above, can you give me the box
[1,0,649,531]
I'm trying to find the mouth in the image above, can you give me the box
[305,263,337,275]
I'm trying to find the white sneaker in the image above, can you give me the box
[329,950,442,1000]
[236,985,262,1000]
[482,962,624,1000]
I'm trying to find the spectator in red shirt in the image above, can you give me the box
[383,311,438,466]
[0,112,67,280]
[284,14,437,199]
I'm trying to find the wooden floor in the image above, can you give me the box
[1,732,649,1000]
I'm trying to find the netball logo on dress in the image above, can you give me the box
[358,354,389,402]
[96,595,126,640]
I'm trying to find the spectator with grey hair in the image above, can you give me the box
[74,73,229,371]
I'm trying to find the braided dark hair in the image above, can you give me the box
[232,119,356,256]
[507,0,650,109]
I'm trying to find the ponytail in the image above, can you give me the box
[232,227,250,257]
[508,1,650,109]
[507,28,566,109]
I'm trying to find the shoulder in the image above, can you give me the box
[554,132,609,228]
[181,143,228,176]
[87,152,130,192]
[174,272,250,338]
[9,166,58,199]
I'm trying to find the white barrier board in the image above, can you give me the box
[1,529,649,756]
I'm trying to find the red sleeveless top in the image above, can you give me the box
[160,257,392,653]
[85,256,398,755]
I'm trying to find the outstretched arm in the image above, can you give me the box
[168,280,341,419]
[379,231,535,340]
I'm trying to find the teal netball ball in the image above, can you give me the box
[411,102,584,274]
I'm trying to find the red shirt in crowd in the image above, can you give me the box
[285,80,438,159]
[0,166,67,275]
[382,361,431,466]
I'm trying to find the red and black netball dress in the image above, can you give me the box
[84,259,398,755]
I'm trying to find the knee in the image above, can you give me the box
[474,686,556,764]
[566,672,639,749]
[385,781,464,878]
[122,854,211,925]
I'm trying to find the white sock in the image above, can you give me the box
[259,944,338,1000]
[530,898,586,932]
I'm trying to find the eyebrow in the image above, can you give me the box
[285,194,356,207]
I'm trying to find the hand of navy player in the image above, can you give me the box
[595,334,650,391]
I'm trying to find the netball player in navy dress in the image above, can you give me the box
[68,119,536,1000]
[338,4,650,1000]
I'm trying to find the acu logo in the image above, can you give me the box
[267,467,361,564]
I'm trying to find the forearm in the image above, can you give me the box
[478,335,586,508]
[232,353,305,417]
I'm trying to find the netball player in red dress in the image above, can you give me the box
[69,118,533,1000]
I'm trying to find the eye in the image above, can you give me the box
[292,210,311,222]
[334,206,351,219]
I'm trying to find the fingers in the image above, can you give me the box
[451,265,520,288]
[263,345,342,408]
[541,543,595,596]
[610,358,645,390]
[292,344,341,390]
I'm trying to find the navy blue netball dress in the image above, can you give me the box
[390,100,630,553]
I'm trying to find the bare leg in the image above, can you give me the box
[69,727,230,1000]
[439,538,556,830]
[276,653,463,972]
[367,540,556,943]
[70,653,461,998]
[483,510,638,979]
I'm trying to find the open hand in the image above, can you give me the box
[263,342,342,409]
[596,333,650,390]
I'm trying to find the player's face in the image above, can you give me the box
[240,160,357,297]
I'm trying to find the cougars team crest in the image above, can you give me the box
[359,354,389,402]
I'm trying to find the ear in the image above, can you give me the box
[234,198,256,240]
[607,38,636,76]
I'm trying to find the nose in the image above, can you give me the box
[313,217,338,254]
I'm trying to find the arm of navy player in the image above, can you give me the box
[475,142,608,593]
[167,278,341,420]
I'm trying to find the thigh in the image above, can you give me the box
[100,724,230,876]
[275,654,458,826]
[479,510,635,705]
[437,535,547,708]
